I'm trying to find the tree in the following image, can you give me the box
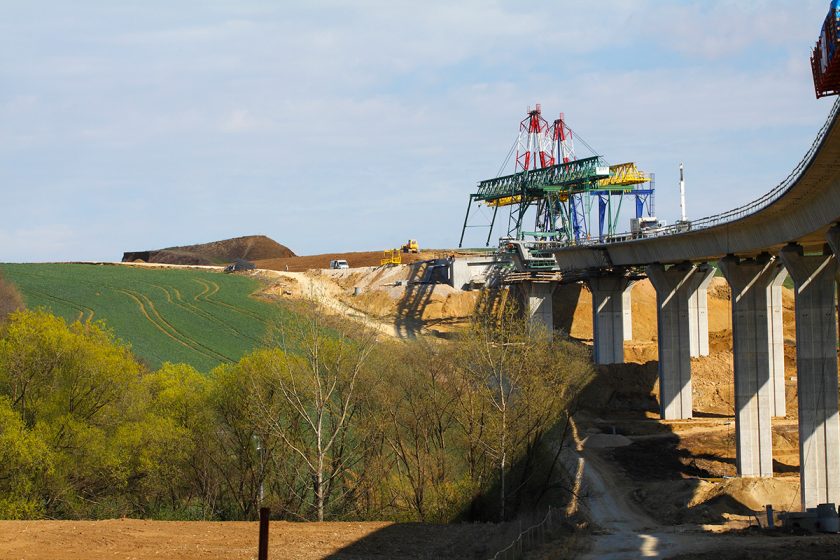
[252,306,377,521]
[207,360,274,520]
[0,310,143,517]
[0,396,53,518]
[454,307,592,520]
[377,340,461,521]
[121,363,216,519]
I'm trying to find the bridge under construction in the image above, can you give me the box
[454,3,840,515]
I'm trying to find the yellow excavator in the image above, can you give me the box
[401,239,419,253]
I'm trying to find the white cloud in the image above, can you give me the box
[220,108,266,133]
[0,0,834,260]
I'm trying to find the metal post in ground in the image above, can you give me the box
[258,507,270,560]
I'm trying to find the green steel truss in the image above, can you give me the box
[474,156,611,202]
[458,156,650,260]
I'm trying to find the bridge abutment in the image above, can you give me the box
[719,255,787,478]
[779,241,840,509]
[589,274,631,364]
[647,263,713,420]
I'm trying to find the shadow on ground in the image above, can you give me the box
[394,261,435,338]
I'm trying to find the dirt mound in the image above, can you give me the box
[629,476,800,525]
[123,235,295,265]
[319,265,480,326]
[254,250,437,272]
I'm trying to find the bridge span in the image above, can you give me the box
[524,98,840,511]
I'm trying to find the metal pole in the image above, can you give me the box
[486,204,499,247]
[679,163,686,221]
[459,195,474,248]
[258,507,270,560]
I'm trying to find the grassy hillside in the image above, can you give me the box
[0,263,292,371]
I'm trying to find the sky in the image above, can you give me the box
[1,0,836,261]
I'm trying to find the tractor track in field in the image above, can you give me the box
[129,289,236,363]
[1,268,97,322]
[116,289,233,364]
[146,282,264,346]
[52,273,241,364]
[193,278,272,326]
[4,262,292,363]
[23,285,95,324]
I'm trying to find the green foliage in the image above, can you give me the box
[0,294,594,524]
[0,396,53,518]
[0,310,142,517]
[0,263,295,370]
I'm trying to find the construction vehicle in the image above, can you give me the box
[381,249,401,266]
[329,259,349,269]
[401,239,419,253]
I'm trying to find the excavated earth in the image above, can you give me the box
[259,268,813,527]
[122,235,296,265]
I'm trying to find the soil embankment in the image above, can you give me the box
[123,235,295,265]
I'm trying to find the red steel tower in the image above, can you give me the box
[515,104,553,171]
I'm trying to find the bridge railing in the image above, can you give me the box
[576,96,840,247]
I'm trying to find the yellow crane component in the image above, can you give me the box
[483,162,648,206]
[381,249,402,266]
[485,195,523,207]
[598,162,651,187]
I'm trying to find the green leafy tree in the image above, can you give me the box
[0,397,53,518]
[376,341,462,521]
[454,308,593,520]
[252,310,377,522]
[0,310,143,517]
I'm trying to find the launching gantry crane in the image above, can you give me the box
[458,104,656,269]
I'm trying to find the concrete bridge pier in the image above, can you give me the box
[647,263,714,420]
[779,241,840,509]
[688,267,715,358]
[588,274,632,364]
[768,274,787,418]
[522,281,555,334]
[719,255,787,478]
[622,285,633,342]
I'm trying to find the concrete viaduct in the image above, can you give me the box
[524,98,840,511]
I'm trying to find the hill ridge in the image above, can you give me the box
[122,235,296,265]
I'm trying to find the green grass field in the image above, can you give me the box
[0,263,294,371]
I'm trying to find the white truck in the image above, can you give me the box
[329,259,349,269]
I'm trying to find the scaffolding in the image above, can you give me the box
[458,107,656,249]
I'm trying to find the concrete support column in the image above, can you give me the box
[647,263,713,419]
[719,255,787,478]
[689,267,715,358]
[768,272,788,418]
[779,241,840,509]
[523,282,555,333]
[589,275,631,365]
[622,284,634,342]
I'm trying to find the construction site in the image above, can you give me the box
[8,2,840,560]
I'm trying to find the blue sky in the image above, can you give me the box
[1,0,835,261]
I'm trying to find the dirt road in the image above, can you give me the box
[565,418,736,559]
[257,269,403,338]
